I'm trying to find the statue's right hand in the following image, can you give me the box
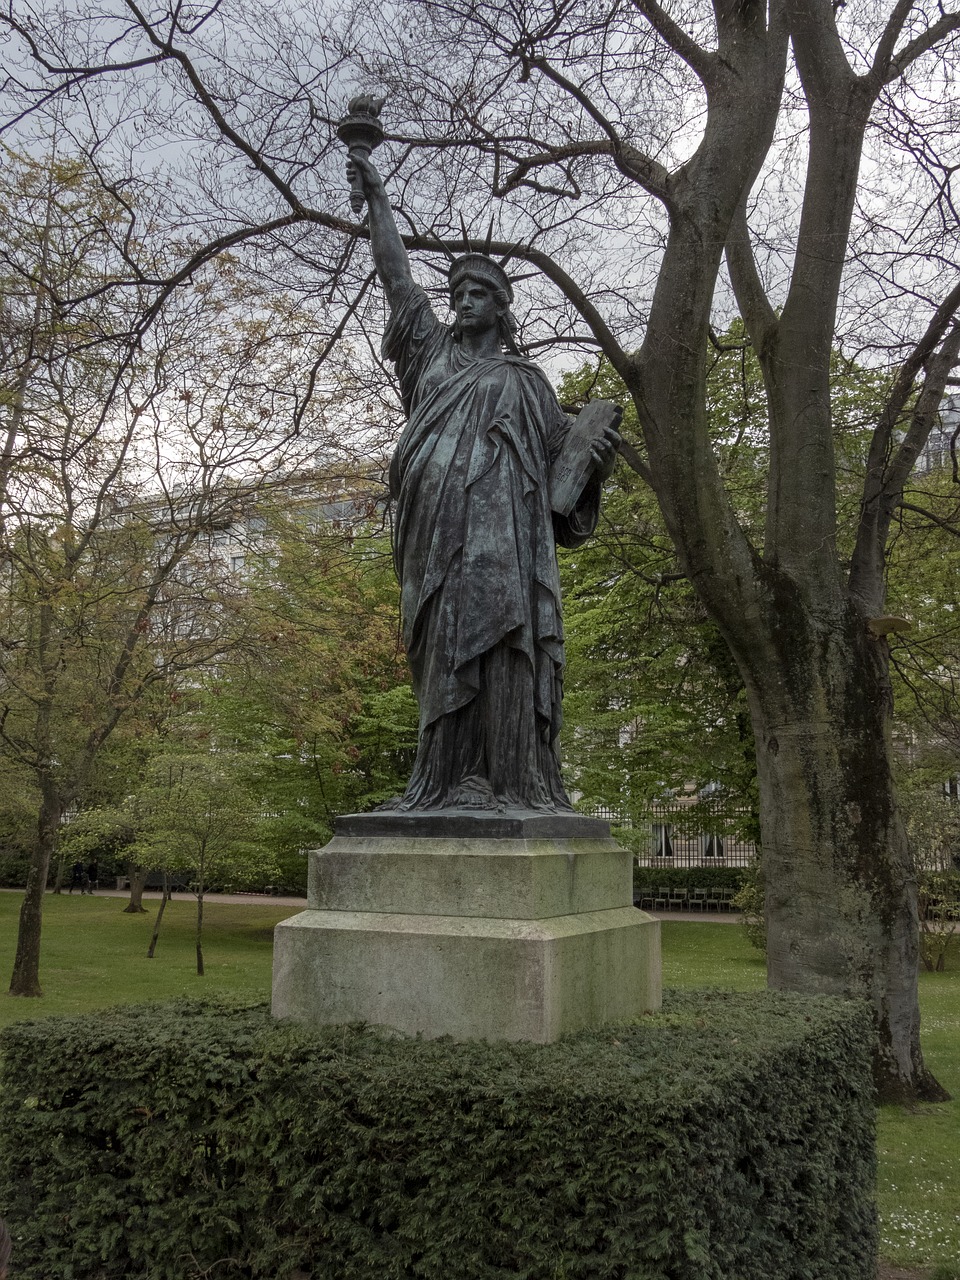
[346,153,384,197]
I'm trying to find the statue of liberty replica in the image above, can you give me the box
[346,141,620,815]
[271,104,658,1043]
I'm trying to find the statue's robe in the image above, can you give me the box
[385,283,600,811]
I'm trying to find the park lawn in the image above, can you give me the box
[0,898,957,1272]
[0,892,292,1025]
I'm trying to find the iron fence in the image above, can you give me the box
[582,800,759,867]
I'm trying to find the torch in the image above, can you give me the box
[337,94,386,216]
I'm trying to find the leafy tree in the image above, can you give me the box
[200,512,418,865]
[558,336,890,832]
[0,150,325,996]
[558,344,762,830]
[125,749,271,976]
[0,756,37,887]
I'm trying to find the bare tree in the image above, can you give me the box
[4,0,960,1097]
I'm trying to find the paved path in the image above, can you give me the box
[0,886,309,908]
[2,886,742,920]
[98,888,311,907]
[650,909,742,923]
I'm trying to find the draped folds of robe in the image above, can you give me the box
[384,283,601,811]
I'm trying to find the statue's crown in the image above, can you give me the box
[448,254,514,304]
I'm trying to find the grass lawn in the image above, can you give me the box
[0,896,958,1273]
[0,891,291,1024]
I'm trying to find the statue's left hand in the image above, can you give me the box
[589,410,623,482]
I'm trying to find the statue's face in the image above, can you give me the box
[453,279,500,334]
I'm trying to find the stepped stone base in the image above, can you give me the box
[272,810,661,1042]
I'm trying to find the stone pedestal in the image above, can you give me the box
[271,811,660,1042]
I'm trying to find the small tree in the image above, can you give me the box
[901,785,960,972]
[129,750,274,976]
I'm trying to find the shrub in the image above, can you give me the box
[731,860,767,952]
[0,992,875,1280]
[632,862,750,897]
[0,848,33,889]
[918,871,960,971]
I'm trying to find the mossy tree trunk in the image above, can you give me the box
[740,588,944,1100]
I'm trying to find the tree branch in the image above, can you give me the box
[522,246,632,380]
[629,0,717,83]
[724,199,779,357]
[868,0,920,82]
[898,499,960,539]
[880,11,960,87]
[872,277,960,469]
[616,436,653,485]
[123,0,310,215]
[527,56,671,201]
[849,301,960,610]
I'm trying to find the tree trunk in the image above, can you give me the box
[195,885,204,977]
[147,872,170,958]
[8,779,60,997]
[740,579,947,1102]
[123,863,150,914]
[52,850,67,894]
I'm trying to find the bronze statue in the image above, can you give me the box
[346,147,620,813]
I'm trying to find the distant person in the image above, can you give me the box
[86,860,99,893]
[69,860,85,893]
[0,1214,12,1279]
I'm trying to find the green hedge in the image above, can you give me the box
[0,992,876,1280]
[632,864,749,894]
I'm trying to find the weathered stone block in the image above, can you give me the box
[272,814,661,1042]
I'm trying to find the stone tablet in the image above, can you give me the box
[549,399,621,516]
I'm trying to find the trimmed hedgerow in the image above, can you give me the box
[0,992,875,1280]
[633,863,750,895]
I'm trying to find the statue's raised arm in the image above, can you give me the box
[345,152,414,314]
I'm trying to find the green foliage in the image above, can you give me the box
[195,517,417,858]
[0,754,36,886]
[0,991,876,1280]
[887,463,960,783]
[57,807,138,881]
[917,873,960,973]
[555,340,901,827]
[557,347,763,825]
[898,783,960,971]
[123,749,271,890]
[0,849,33,889]
[731,861,767,954]
[898,769,960,876]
